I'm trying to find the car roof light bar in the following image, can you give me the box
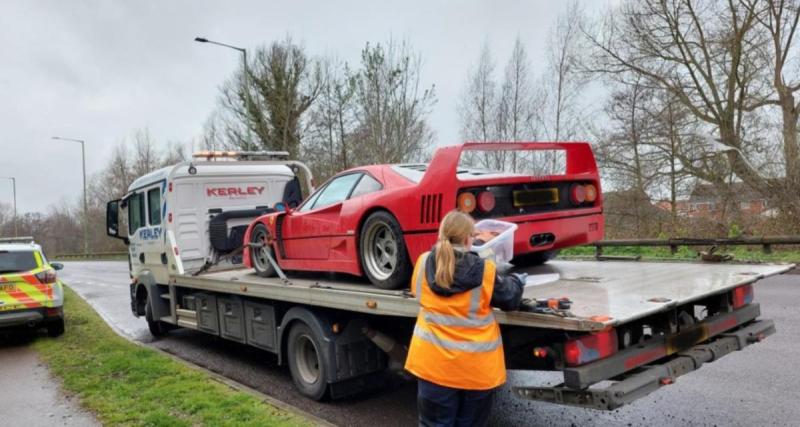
[0,236,35,244]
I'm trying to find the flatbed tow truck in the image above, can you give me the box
[105,150,793,409]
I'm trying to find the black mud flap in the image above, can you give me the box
[513,318,775,410]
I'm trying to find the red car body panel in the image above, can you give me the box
[243,142,604,278]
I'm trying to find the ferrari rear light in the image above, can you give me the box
[477,191,495,212]
[457,192,477,213]
[732,284,754,309]
[35,269,57,284]
[569,184,586,205]
[584,184,598,203]
[564,328,618,366]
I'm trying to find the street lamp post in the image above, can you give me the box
[0,176,16,237]
[52,136,88,254]
[195,36,254,151]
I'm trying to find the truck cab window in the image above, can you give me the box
[148,188,161,226]
[128,193,145,233]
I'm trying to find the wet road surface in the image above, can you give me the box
[0,340,99,427]
[59,261,800,426]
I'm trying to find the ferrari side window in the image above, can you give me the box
[349,174,383,199]
[298,188,323,212]
[311,173,362,210]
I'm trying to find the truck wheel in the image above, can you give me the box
[251,223,278,278]
[46,318,65,337]
[145,300,168,337]
[512,250,560,267]
[359,211,412,289]
[287,322,329,400]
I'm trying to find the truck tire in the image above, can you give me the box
[145,300,168,337]
[287,322,329,400]
[512,250,560,267]
[46,318,65,337]
[359,211,412,289]
[250,223,278,278]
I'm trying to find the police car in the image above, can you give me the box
[0,237,65,336]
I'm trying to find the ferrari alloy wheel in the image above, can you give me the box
[359,211,412,289]
[251,223,278,277]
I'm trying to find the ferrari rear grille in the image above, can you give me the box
[420,193,443,224]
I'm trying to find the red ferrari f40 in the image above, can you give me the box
[243,142,604,289]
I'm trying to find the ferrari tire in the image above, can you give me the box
[359,211,412,289]
[511,250,560,267]
[250,223,278,278]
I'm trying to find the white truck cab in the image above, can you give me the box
[106,151,312,283]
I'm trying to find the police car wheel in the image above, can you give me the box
[251,223,278,278]
[287,322,328,400]
[145,300,167,337]
[46,318,65,337]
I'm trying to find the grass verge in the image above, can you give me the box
[561,245,800,263]
[33,285,310,427]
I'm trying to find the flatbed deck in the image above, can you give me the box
[174,260,793,332]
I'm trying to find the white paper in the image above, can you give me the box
[525,273,561,287]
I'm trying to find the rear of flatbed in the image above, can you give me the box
[131,259,792,406]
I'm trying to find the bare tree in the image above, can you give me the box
[595,76,663,235]
[353,40,436,164]
[586,0,800,215]
[131,129,160,177]
[161,141,189,167]
[747,0,800,202]
[540,0,588,142]
[496,37,540,171]
[305,57,357,179]
[220,37,322,157]
[459,41,497,144]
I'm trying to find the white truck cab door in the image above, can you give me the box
[128,183,170,283]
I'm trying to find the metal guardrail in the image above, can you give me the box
[590,236,800,256]
[54,252,128,260]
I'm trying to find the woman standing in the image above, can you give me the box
[405,211,526,427]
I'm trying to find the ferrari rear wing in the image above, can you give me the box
[419,142,600,186]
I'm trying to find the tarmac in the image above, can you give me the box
[0,340,99,427]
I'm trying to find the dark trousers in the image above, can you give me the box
[417,379,495,427]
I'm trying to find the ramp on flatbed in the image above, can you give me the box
[176,260,794,332]
[521,260,793,327]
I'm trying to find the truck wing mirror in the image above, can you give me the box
[106,199,130,245]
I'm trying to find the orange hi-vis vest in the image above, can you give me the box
[404,252,506,390]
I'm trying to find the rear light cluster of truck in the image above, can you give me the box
[732,284,754,309]
[457,191,496,214]
[569,183,598,206]
[563,328,618,367]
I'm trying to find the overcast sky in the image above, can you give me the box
[0,0,613,214]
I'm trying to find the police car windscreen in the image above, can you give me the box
[0,251,37,274]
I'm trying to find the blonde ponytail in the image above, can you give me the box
[435,238,456,287]
[433,211,475,288]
